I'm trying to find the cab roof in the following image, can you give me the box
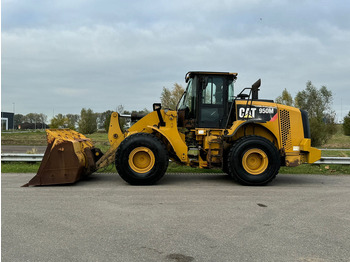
[185,71,238,83]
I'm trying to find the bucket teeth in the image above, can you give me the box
[24,129,99,186]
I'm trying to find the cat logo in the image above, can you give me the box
[239,107,256,118]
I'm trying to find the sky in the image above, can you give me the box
[2,0,350,122]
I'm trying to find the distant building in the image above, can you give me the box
[18,122,49,129]
[1,112,14,130]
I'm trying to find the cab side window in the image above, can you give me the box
[202,77,224,105]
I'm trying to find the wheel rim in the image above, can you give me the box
[242,149,268,175]
[129,147,155,173]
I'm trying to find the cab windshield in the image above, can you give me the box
[178,78,197,118]
[228,80,234,102]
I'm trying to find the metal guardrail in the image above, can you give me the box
[1,153,44,162]
[314,157,350,165]
[320,148,350,151]
[1,154,350,165]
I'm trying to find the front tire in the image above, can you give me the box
[228,136,280,186]
[115,133,169,185]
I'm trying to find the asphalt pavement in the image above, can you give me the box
[2,172,350,262]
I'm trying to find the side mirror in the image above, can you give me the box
[153,103,162,111]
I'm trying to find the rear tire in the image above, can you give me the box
[228,136,280,186]
[115,133,169,185]
[222,149,230,175]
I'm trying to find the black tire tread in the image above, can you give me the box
[115,133,169,185]
[228,135,280,186]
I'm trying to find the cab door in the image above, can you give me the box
[198,76,227,128]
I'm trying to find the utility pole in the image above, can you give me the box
[341,98,343,123]
[12,102,15,131]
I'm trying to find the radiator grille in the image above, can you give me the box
[280,109,292,150]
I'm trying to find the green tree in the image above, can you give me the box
[295,81,336,146]
[131,108,150,115]
[275,88,294,106]
[50,114,69,128]
[104,111,113,132]
[160,83,185,110]
[160,87,172,108]
[38,113,47,128]
[66,114,80,130]
[14,114,25,128]
[97,110,113,132]
[116,105,128,131]
[24,113,41,124]
[343,111,350,136]
[78,108,97,134]
[24,113,47,129]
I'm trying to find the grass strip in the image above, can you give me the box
[1,162,41,173]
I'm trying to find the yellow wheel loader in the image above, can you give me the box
[23,71,321,187]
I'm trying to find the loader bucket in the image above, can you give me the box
[23,129,99,187]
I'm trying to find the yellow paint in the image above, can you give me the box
[108,112,126,149]
[224,101,320,166]
[277,104,304,152]
[242,148,268,175]
[128,147,155,173]
[45,129,94,169]
[144,111,189,162]
[100,99,321,170]
[105,110,189,163]
[299,138,322,163]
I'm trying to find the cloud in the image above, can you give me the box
[2,0,350,122]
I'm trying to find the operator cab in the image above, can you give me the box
[177,71,237,129]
